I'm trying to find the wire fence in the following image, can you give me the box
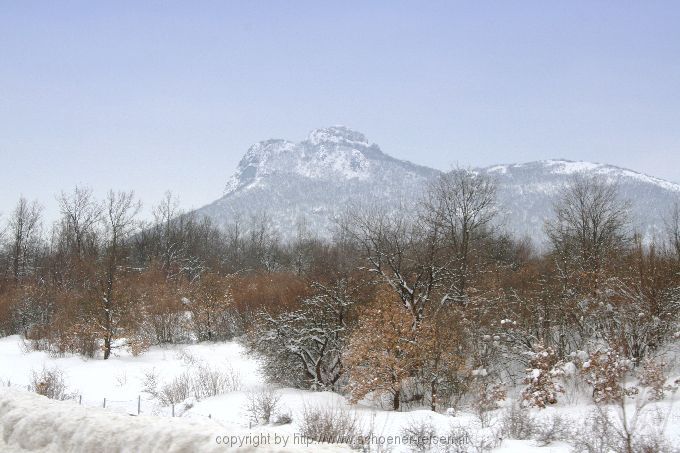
[1,379,216,421]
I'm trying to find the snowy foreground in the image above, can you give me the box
[1,336,678,452]
[2,389,334,453]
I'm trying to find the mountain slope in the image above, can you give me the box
[479,160,680,244]
[196,126,438,240]
[195,127,680,244]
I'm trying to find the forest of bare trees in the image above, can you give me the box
[1,172,679,413]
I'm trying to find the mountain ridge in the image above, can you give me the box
[195,127,680,244]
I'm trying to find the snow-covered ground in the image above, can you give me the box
[1,335,678,452]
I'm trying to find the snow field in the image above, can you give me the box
[1,335,679,452]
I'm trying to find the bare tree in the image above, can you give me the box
[151,191,184,274]
[345,202,445,323]
[99,190,141,359]
[664,200,680,262]
[57,186,102,258]
[422,168,497,303]
[6,197,43,282]
[545,174,630,291]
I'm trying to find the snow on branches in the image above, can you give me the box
[521,344,564,408]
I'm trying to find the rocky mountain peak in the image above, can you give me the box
[305,126,370,148]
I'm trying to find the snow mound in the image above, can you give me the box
[0,389,349,452]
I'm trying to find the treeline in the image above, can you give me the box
[0,189,322,357]
[1,172,679,412]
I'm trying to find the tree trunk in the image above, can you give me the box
[430,379,437,411]
[393,389,400,411]
[103,335,111,359]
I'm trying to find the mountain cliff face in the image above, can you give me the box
[195,126,680,244]
[196,126,438,239]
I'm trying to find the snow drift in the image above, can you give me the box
[0,389,349,452]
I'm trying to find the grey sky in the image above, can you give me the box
[1,1,679,222]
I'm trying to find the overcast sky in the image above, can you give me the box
[2,1,679,221]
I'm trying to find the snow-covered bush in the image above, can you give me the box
[571,406,676,453]
[400,417,438,452]
[447,422,502,452]
[298,403,360,447]
[246,280,357,390]
[570,408,619,453]
[469,377,506,427]
[29,365,73,401]
[192,363,241,399]
[273,410,293,425]
[637,358,669,401]
[244,387,281,425]
[142,363,241,407]
[581,348,636,403]
[521,344,564,408]
[499,403,535,440]
[532,414,568,446]
[142,368,191,406]
[160,372,192,406]
[559,355,589,404]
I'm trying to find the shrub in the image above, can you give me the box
[521,344,564,408]
[30,366,72,400]
[570,405,675,453]
[446,423,501,453]
[273,411,293,425]
[298,403,360,446]
[142,368,191,406]
[400,418,438,452]
[532,414,568,446]
[469,378,506,427]
[637,358,668,401]
[499,403,535,440]
[142,364,241,406]
[192,364,240,399]
[244,387,281,425]
[160,372,193,405]
[582,348,636,403]
[570,408,619,453]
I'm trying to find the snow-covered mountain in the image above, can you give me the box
[195,126,680,244]
[478,160,680,244]
[196,126,438,239]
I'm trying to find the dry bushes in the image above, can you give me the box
[521,344,564,408]
[142,363,241,407]
[244,387,281,425]
[30,366,73,401]
[298,403,361,446]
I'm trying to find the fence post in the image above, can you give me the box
[79,395,82,405]
[172,404,175,417]
[137,395,141,415]
[27,385,30,391]
[103,398,106,408]
[209,414,211,419]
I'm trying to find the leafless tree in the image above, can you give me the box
[545,174,630,291]
[99,190,141,359]
[664,200,680,262]
[344,202,445,323]
[6,197,43,282]
[151,191,184,274]
[56,186,102,258]
[422,168,497,303]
